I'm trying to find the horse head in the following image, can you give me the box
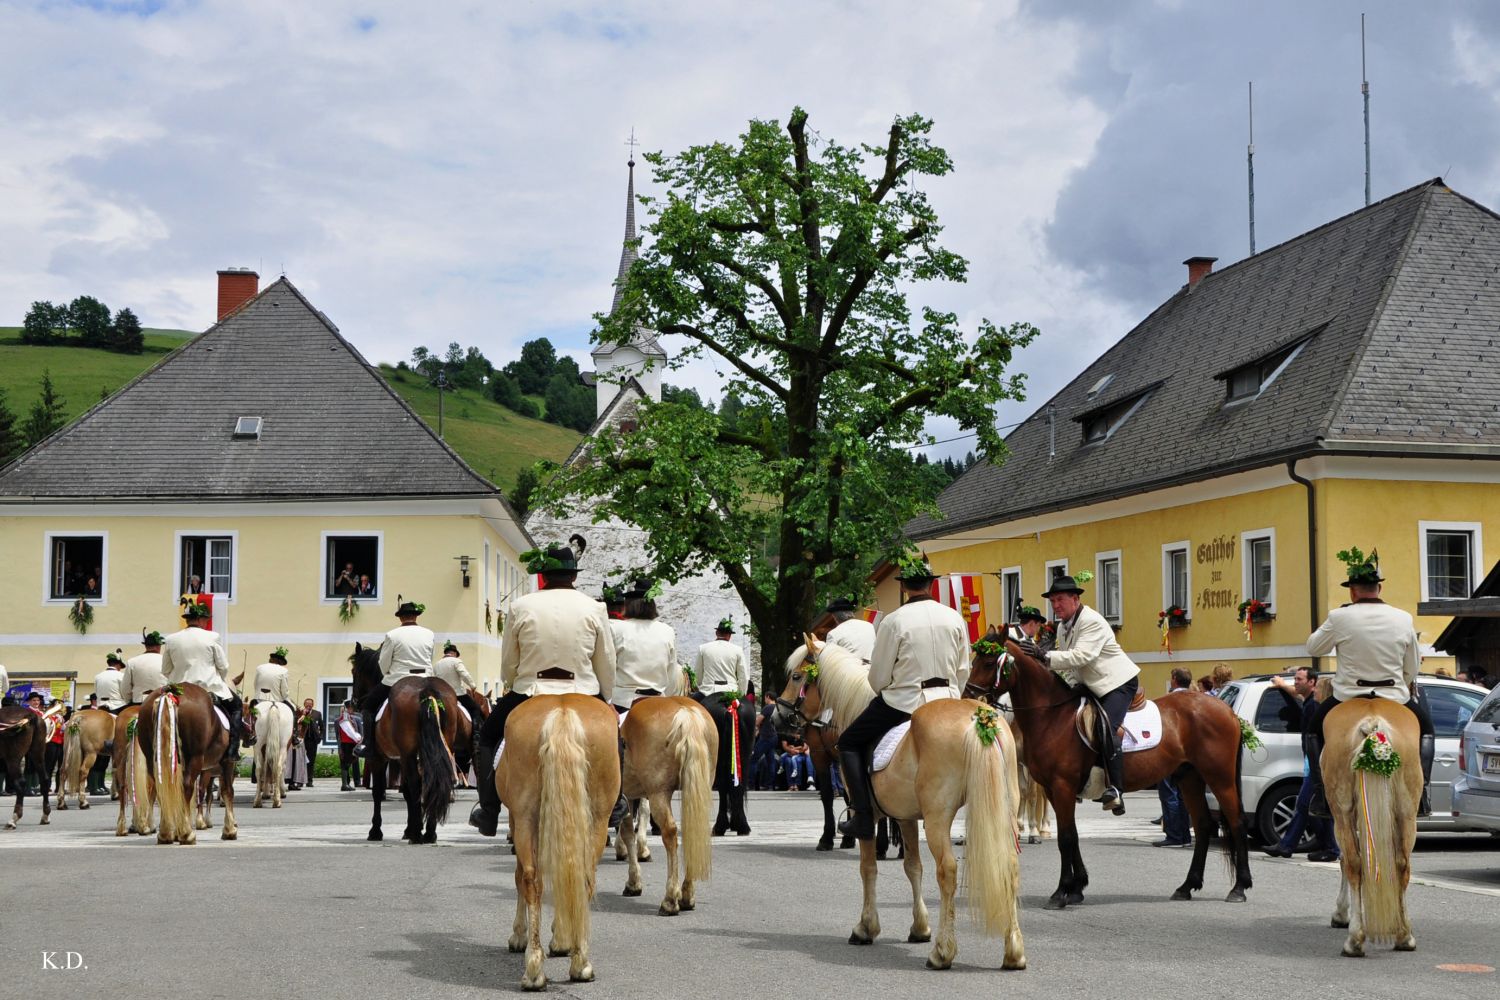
[349,642,383,701]
[965,625,1010,701]
[772,633,826,738]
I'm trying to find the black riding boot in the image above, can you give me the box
[468,739,500,836]
[836,749,875,840]
[1418,734,1435,818]
[1308,732,1330,819]
[223,701,243,762]
[712,789,730,837]
[353,708,377,759]
[729,783,751,836]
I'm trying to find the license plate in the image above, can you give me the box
[1485,754,1500,774]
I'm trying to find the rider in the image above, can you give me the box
[467,543,616,837]
[602,580,627,621]
[836,554,968,840]
[354,601,435,758]
[435,641,481,722]
[251,647,298,724]
[695,616,755,836]
[121,630,168,706]
[609,579,678,711]
[93,651,127,713]
[161,599,244,761]
[1305,547,1432,817]
[824,597,875,663]
[1018,574,1141,815]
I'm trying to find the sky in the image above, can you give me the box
[4,0,1500,459]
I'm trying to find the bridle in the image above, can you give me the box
[774,652,820,735]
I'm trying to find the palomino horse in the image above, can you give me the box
[251,701,295,809]
[497,693,621,991]
[616,696,716,915]
[113,706,156,837]
[774,639,1025,971]
[350,644,459,843]
[1323,699,1422,957]
[138,684,237,844]
[972,630,1252,907]
[0,706,53,830]
[58,708,115,810]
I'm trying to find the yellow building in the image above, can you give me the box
[907,180,1500,693]
[0,274,532,740]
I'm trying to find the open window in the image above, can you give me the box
[1162,541,1190,615]
[179,534,235,598]
[47,533,105,601]
[324,533,382,600]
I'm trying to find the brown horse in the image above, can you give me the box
[496,693,621,991]
[350,644,459,843]
[774,639,1025,971]
[113,706,156,836]
[138,684,237,844]
[971,629,1251,908]
[58,708,115,810]
[617,696,717,915]
[0,706,53,830]
[1324,699,1421,956]
[454,691,489,788]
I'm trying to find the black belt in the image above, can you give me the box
[409,668,426,674]
[538,668,575,681]
[1355,679,1396,688]
[920,678,951,690]
[635,688,662,696]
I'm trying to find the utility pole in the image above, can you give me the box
[434,371,450,439]
[1247,81,1256,255]
[1362,13,1371,206]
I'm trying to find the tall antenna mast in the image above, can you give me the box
[1362,13,1371,206]
[1247,81,1256,256]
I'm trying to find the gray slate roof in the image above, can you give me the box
[0,278,499,501]
[911,179,1500,540]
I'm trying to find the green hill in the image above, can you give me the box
[0,328,582,491]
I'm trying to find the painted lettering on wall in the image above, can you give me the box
[1196,534,1237,566]
[1196,588,1238,611]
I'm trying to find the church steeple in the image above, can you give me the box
[609,153,638,316]
[594,140,666,420]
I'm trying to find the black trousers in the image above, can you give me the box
[696,692,757,785]
[478,690,530,746]
[304,739,319,783]
[1097,676,1140,735]
[835,695,912,756]
[1313,690,1433,738]
[339,743,361,782]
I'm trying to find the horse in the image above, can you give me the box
[349,644,459,843]
[1018,764,1052,845]
[971,628,1252,908]
[251,701,295,809]
[0,706,53,830]
[58,708,115,810]
[113,706,156,836]
[773,638,1025,971]
[453,690,489,788]
[496,693,621,990]
[137,684,237,844]
[1323,699,1421,956]
[616,696,716,915]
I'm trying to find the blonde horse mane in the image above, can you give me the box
[783,640,872,731]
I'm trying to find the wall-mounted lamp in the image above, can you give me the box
[455,554,473,588]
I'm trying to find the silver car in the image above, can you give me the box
[1453,682,1500,834]
[1214,673,1490,846]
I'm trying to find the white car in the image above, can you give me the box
[1213,673,1490,846]
[1453,682,1500,834]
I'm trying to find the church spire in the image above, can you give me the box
[610,136,639,316]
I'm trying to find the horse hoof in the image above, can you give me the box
[253,801,263,808]
[816,840,833,852]
[848,933,873,946]
[925,958,951,971]
[1224,888,1246,903]
[1043,896,1067,911]
[679,900,695,912]
[1171,888,1193,901]
[368,830,383,842]
[1395,937,1416,952]
[839,837,855,849]
[569,966,594,983]
[623,886,643,897]
[80,801,89,810]
[1331,917,1349,929]
[1066,892,1085,906]
[521,976,547,991]
[907,932,931,944]
[1028,834,1038,844]
[548,946,570,958]
[1342,945,1365,958]
[1003,956,1028,971]
[639,851,652,863]
[507,939,525,954]
[222,831,237,841]
[658,903,679,916]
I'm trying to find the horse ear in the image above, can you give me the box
[355,642,363,654]
[803,632,816,653]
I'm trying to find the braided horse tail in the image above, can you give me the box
[418,684,456,830]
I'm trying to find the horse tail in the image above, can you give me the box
[419,691,456,829]
[1351,717,1408,943]
[154,697,190,841]
[961,719,1021,937]
[63,720,83,800]
[538,707,593,950]
[670,705,714,883]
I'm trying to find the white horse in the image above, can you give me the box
[251,701,295,809]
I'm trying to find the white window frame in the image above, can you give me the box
[320,530,386,605]
[173,530,239,604]
[1000,566,1022,622]
[484,540,492,602]
[1044,558,1069,621]
[1162,540,1191,615]
[1096,549,1123,626]
[1418,521,1484,602]
[1241,527,1276,611]
[318,678,354,747]
[42,530,109,605]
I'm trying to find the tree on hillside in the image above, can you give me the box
[0,386,23,466]
[542,372,594,432]
[23,370,67,446]
[69,296,113,348]
[510,461,554,519]
[20,301,68,345]
[489,372,540,418]
[662,383,713,412]
[503,338,558,395]
[540,108,1037,687]
[111,307,145,354]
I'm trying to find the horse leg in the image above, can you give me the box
[895,816,931,945]
[650,790,684,914]
[115,764,130,836]
[1395,811,1417,951]
[79,751,95,809]
[850,834,882,944]
[635,800,651,862]
[178,758,199,845]
[920,812,956,969]
[1045,788,1084,909]
[4,760,20,830]
[401,756,422,842]
[220,759,237,840]
[1172,771,1211,901]
[621,794,645,898]
[817,779,836,851]
[1332,868,1351,928]
[368,754,386,841]
[517,828,547,991]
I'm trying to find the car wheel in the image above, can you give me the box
[1255,781,1314,851]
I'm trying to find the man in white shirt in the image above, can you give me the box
[836,556,968,840]
[162,599,243,760]
[251,647,296,723]
[121,631,168,706]
[469,543,616,837]
[609,580,678,710]
[93,651,127,713]
[1304,547,1434,816]
[695,617,755,836]
[435,641,481,722]
[355,601,435,758]
[824,598,875,663]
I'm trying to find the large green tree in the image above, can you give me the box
[0,385,23,466]
[541,108,1037,687]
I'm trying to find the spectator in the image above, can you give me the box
[300,698,323,787]
[1154,667,1194,847]
[334,562,359,596]
[185,574,204,595]
[1209,663,1233,696]
[751,693,780,790]
[779,733,813,791]
[336,701,362,791]
[1263,669,1339,861]
[1195,676,1213,694]
[357,573,375,596]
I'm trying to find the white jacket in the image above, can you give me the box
[92,668,125,711]
[252,662,292,702]
[502,588,616,697]
[120,653,166,705]
[868,599,969,714]
[161,627,232,700]
[1046,605,1140,698]
[378,625,436,687]
[826,618,876,662]
[435,656,476,696]
[694,639,749,695]
[609,618,679,708]
[1307,600,1420,704]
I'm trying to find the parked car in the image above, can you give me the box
[1453,682,1500,834]
[1212,673,1489,846]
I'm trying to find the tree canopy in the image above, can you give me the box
[540,108,1037,685]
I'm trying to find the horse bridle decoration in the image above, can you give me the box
[775,651,820,734]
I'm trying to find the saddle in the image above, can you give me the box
[1076,687,1159,755]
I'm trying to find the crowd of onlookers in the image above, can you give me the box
[748,692,843,794]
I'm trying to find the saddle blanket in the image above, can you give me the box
[873,722,910,772]
[1120,701,1162,752]
[213,706,229,731]
[376,700,468,724]
[494,740,505,771]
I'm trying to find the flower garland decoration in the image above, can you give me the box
[1237,717,1263,751]
[484,599,492,634]
[802,660,820,683]
[519,547,572,573]
[1351,730,1401,776]
[124,717,137,741]
[1157,605,1187,655]
[971,638,1004,658]
[717,689,744,705]
[339,595,359,624]
[973,704,1002,747]
[1237,598,1270,640]
[682,664,697,690]
[68,596,94,635]
[1073,569,1094,584]
[66,718,81,736]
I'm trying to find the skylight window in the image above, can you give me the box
[233,416,263,440]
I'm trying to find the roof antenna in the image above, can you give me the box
[1362,13,1371,206]
[1247,81,1256,256]
[1046,403,1056,461]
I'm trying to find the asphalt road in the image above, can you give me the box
[2,785,1496,999]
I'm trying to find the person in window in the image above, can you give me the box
[334,562,359,596]
[85,575,101,598]
[356,574,375,596]
[185,574,204,595]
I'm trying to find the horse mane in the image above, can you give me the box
[810,643,875,732]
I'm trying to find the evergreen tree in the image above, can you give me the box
[111,307,145,354]
[0,385,23,466]
[20,301,67,345]
[22,370,66,446]
[510,462,552,518]
[69,295,113,348]
[489,372,539,418]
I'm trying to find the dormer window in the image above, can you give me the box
[1216,325,1323,405]
[1074,383,1159,446]
[232,416,263,440]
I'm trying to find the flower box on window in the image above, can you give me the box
[1237,599,1274,624]
[1158,606,1190,629]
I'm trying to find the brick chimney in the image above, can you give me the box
[1183,256,1217,288]
[216,268,259,321]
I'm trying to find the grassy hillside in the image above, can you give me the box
[0,327,198,426]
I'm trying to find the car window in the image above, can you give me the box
[1474,687,1500,725]
[1422,684,1484,738]
[1218,684,1242,709]
[1254,687,1300,734]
